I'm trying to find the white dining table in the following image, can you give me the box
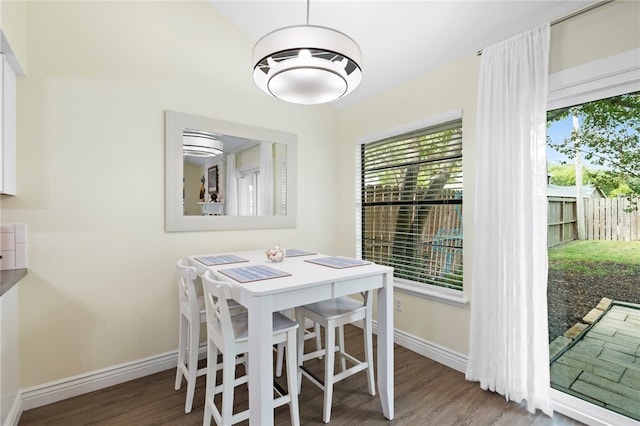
[187,249,394,425]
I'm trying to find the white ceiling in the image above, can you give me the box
[211,0,592,108]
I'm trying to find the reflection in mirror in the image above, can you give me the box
[165,111,297,232]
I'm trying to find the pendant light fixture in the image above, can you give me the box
[252,0,362,105]
[183,129,223,157]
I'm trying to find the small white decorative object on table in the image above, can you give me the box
[265,245,285,263]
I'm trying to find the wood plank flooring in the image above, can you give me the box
[20,325,585,426]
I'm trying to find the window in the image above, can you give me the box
[278,163,287,215]
[238,168,260,216]
[358,118,463,291]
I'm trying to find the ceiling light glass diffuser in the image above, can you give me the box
[183,129,223,157]
[253,25,362,105]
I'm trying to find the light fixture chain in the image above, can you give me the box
[306,0,310,25]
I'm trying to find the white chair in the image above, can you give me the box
[296,292,375,423]
[174,259,207,414]
[275,313,322,377]
[202,271,300,426]
[174,259,245,414]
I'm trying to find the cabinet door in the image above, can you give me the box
[0,54,16,195]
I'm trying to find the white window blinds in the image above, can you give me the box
[361,119,463,290]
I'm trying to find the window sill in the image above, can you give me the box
[394,278,468,307]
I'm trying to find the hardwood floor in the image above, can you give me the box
[20,325,584,426]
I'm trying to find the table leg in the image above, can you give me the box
[377,271,394,420]
[248,296,275,425]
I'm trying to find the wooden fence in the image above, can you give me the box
[362,185,463,288]
[548,197,639,246]
[548,197,578,247]
[364,187,637,252]
[585,197,639,241]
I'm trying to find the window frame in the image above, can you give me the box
[237,166,260,216]
[355,109,467,306]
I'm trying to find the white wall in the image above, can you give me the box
[0,0,27,73]
[335,0,640,357]
[183,162,202,216]
[3,1,340,388]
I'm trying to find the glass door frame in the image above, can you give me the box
[546,48,640,426]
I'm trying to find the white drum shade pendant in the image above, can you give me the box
[252,13,362,105]
[183,129,223,157]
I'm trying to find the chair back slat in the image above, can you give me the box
[176,259,200,319]
[202,271,236,347]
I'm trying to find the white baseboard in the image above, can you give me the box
[389,326,468,373]
[3,392,22,426]
[21,350,180,412]
[358,319,469,373]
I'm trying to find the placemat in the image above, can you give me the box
[218,265,292,283]
[285,249,317,257]
[304,256,370,269]
[194,255,249,266]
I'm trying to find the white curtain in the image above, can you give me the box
[465,23,552,416]
[259,142,274,215]
[225,153,238,216]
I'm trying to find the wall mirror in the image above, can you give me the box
[165,110,297,231]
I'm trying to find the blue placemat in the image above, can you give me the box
[218,265,292,283]
[285,249,317,257]
[194,255,249,266]
[304,256,370,269]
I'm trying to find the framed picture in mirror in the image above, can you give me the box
[208,165,218,193]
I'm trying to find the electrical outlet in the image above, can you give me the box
[395,298,402,312]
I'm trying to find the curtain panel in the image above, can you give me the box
[465,23,552,416]
[226,153,238,216]
[259,142,275,215]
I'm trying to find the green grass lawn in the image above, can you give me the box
[548,240,640,275]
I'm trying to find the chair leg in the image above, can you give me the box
[364,313,376,396]
[185,317,200,413]
[276,309,295,378]
[221,352,236,426]
[175,314,188,390]
[285,330,300,426]
[337,325,347,372]
[275,342,285,377]
[322,321,336,424]
[314,323,322,359]
[203,343,216,426]
[295,311,306,395]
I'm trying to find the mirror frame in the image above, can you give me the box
[165,110,298,232]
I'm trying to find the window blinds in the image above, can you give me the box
[361,119,463,290]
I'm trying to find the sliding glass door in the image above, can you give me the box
[546,92,640,422]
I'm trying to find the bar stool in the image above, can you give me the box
[202,271,300,426]
[296,292,375,423]
[275,312,322,377]
[174,259,207,414]
[174,259,245,413]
